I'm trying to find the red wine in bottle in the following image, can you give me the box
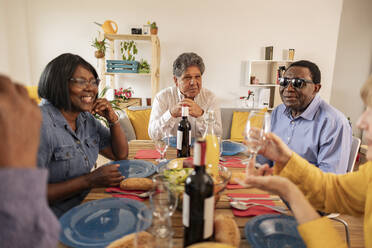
[183,139,214,247]
[177,106,191,158]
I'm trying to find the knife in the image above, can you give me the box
[229,196,281,201]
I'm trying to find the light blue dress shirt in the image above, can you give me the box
[258,94,352,174]
[37,100,111,217]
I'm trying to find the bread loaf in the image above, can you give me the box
[229,172,245,185]
[214,214,240,247]
[106,231,154,248]
[120,178,153,191]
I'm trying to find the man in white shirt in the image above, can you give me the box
[148,52,222,140]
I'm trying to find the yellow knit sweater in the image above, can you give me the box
[276,153,372,248]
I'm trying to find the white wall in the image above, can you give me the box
[0,0,32,84]
[2,0,344,106]
[330,0,372,138]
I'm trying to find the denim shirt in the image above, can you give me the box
[258,94,352,174]
[37,100,111,217]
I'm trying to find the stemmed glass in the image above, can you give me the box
[154,134,169,163]
[135,175,177,248]
[244,111,271,175]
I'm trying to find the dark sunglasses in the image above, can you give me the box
[279,77,314,89]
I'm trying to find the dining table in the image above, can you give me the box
[58,140,365,248]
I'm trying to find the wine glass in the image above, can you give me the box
[135,206,173,248]
[154,134,169,163]
[150,175,178,218]
[244,111,271,175]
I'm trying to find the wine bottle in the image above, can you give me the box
[177,106,191,158]
[183,139,214,247]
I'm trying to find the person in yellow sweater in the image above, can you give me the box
[243,75,372,248]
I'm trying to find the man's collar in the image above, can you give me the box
[283,94,321,120]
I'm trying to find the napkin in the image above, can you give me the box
[219,157,246,168]
[226,184,245,189]
[228,193,280,217]
[134,149,161,159]
[105,187,146,201]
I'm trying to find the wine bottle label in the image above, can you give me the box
[177,130,183,150]
[182,192,190,227]
[189,130,191,145]
[203,195,215,239]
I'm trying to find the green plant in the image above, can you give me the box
[91,37,107,54]
[120,40,138,61]
[150,22,158,29]
[138,59,150,73]
[93,87,123,127]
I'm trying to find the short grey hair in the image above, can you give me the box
[173,52,205,77]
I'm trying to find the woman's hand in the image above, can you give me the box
[86,164,124,188]
[258,132,293,165]
[91,98,118,124]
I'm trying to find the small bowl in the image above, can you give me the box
[163,165,231,210]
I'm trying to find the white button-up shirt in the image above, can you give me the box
[148,86,222,140]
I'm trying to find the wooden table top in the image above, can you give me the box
[58,140,364,248]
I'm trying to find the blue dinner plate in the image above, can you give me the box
[168,136,195,148]
[107,160,156,178]
[59,198,152,248]
[245,214,306,248]
[222,141,247,156]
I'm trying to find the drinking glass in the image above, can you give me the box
[135,206,173,248]
[154,134,169,163]
[150,175,178,218]
[244,111,271,175]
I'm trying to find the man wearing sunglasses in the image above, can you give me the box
[259,60,352,174]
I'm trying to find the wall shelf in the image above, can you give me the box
[104,72,151,76]
[243,60,293,109]
[100,33,161,101]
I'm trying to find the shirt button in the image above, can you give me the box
[76,140,81,144]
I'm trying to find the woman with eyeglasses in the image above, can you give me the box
[37,53,128,217]
[244,75,372,247]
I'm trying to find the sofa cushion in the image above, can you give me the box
[125,108,152,140]
[26,86,41,104]
[230,111,250,142]
[229,108,268,142]
[118,111,136,141]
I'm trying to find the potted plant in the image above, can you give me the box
[138,59,150,73]
[91,37,107,59]
[150,22,158,35]
[114,87,134,102]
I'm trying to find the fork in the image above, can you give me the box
[107,190,151,198]
[238,201,288,212]
[230,201,288,214]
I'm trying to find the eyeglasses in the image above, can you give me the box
[278,77,314,89]
[69,78,100,88]
[181,75,201,84]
